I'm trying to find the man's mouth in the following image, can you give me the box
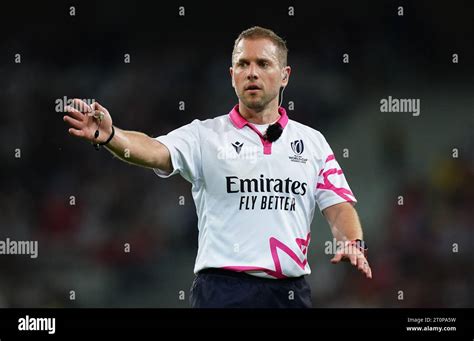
[245,84,262,91]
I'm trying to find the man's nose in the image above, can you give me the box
[247,64,259,80]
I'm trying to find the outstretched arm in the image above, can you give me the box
[63,99,172,173]
[323,202,372,279]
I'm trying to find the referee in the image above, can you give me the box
[63,26,372,308]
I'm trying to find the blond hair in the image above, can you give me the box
[232,26,288,67]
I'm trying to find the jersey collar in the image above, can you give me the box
[229,104,289,130]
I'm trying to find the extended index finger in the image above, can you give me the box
[64,105,85,121]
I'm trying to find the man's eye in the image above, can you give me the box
[260,62,269,68]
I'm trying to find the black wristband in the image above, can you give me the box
[93,126,115,150]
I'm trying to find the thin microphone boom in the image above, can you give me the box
[264,85,286,143]
[278,85,286,108]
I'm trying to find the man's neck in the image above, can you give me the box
[238,100,280,125]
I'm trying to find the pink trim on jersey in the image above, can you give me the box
[228,105,289,155]
[325,154,335,162]
[229,104,289,129]
[270,237,308,275]
[316,154,355,202]
[319,154,336,176]
[221,266,285,278]
[221,233,311,279]
[296,235,311,255]
[245,122,273,155]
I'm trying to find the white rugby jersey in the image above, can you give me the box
[154,105,357,279]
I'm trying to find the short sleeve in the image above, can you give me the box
[315,134,357,211]
[153,119,202,184]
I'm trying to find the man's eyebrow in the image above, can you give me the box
[236,57,273,63]
[256,58,273,63]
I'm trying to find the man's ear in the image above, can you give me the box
[229,67,235,88]
[281,66,291,87]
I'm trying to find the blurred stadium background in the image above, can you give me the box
[0,1,473,307]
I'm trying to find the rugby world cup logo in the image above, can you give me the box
[291,140,304,155]
[289,140,307,164]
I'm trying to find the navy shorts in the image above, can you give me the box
[190,268,312,308]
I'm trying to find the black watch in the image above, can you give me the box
[352,239,368,256]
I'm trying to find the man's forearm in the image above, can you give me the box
[326,203,372,278]
[105,127,172,172]
[324,203,363,241]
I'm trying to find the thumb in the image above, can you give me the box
[91,101,107,114]
[90,101,112,126]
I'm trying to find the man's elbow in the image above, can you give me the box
[151,140,173,173]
